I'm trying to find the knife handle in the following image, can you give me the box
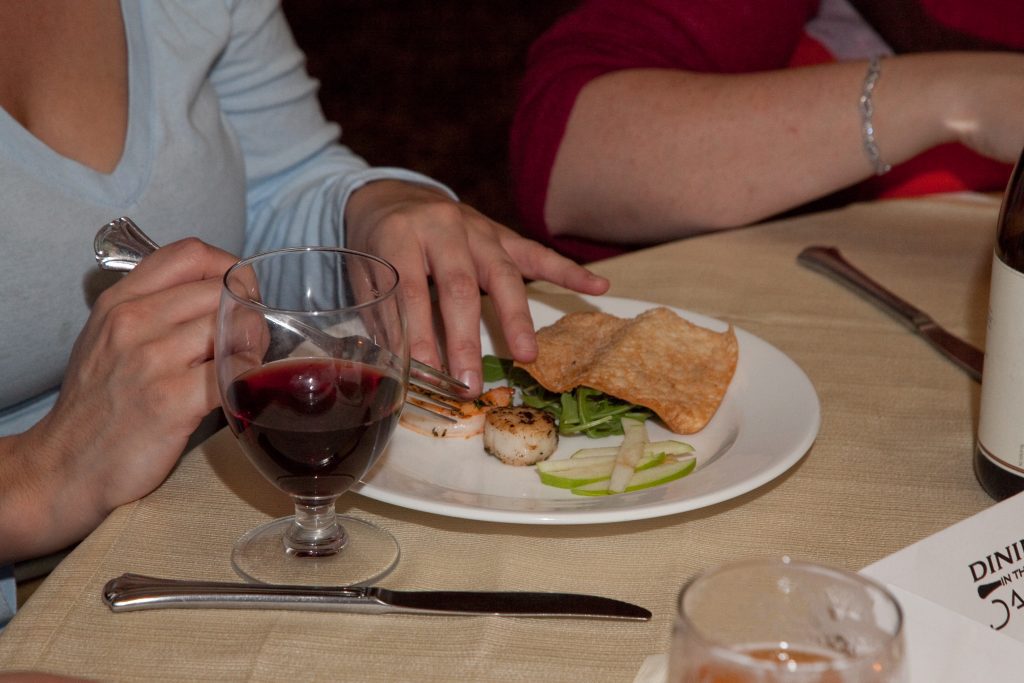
[797,246,931,330]
[103,573,388,613]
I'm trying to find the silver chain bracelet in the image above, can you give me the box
[859,57,891,176]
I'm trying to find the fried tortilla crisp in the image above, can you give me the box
[516,307,738,434]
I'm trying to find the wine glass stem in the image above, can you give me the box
[285,497,346,556]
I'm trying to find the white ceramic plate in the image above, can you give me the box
[354,295,820,525]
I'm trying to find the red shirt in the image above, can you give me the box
[510,0,1024,262]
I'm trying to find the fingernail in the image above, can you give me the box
[514,332,538,362]
[460,370,480,394]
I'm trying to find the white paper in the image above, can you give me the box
[862,491,1024,638]
[878,584,1024,680]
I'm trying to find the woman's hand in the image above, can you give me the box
[0,238,239,563]
[344,180,609,394]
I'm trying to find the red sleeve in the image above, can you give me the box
[509,0,818,262]
[921,0,1024,48]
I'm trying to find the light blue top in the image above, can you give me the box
[0,0,450,627]
[0,565,13,629]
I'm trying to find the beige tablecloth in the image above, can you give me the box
[0,195,1001,681]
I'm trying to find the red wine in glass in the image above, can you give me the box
[224,357,404,500]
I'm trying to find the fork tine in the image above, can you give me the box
[406,383,464,414]
[401,362,482,425]
[408,380,465,403]
[408,372,469,402]
[410,358,469,392]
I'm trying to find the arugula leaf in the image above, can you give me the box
[482,355,513,383]
[481,354,653,438]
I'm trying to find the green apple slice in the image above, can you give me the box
[608,417,649,492]
[538,451,669,473]
[570,458,696,496]
[537,454,616,473]
[537,460,616,489]
[570,439,694,460]
[536,452,666,488]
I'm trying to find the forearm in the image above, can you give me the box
[0,422,107,565]
[545,53,1007,242]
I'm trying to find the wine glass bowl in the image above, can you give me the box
[216,247,408,585]
[668,557,906,683]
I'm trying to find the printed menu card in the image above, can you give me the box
[863,490,1024,639]
[861,490,1024,680]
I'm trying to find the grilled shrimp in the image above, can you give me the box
[400,386,515,438]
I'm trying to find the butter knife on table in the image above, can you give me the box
[797,246,984,382]
[103,573,651,621]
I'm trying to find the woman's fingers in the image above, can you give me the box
[345,180,610,396]
[52,238,237,507]
[418,222,486,391]
[467,219,611,364]
[378,223,448,375]
[499,228,610,296]
[98,237,238,306]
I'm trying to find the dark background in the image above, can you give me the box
[282,0,578,229]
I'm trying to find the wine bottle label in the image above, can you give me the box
[978,253,1024,475]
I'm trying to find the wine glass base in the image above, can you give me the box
[231,515,400,586]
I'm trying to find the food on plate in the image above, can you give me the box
[403,305,729,501]
[484,355,653,438]
[536,451,668,488]
[608,417,649,492]
[400,386,514,438]
[515,307,738,434]
[482,406,559,466]
[536,418,696,495]
[569,439,693,460]
[572,458,696,496]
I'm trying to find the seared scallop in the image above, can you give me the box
[483,406,559,466]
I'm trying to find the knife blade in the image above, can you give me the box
[102,573,652,621]
[797,245,983,382]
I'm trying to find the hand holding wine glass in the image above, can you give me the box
[216,247,408,585]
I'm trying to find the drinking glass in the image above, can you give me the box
[667,557,906,683]
[215,247,408,586]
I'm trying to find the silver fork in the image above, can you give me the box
[94,217,469,419]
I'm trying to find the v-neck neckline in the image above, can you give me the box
[0,0,152,207]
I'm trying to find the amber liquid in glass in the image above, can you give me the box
[683,645,845,683]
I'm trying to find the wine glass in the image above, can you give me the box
[215,247,408,586]
[667,557,906,683]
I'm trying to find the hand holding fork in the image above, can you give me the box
[95,217,474,422]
